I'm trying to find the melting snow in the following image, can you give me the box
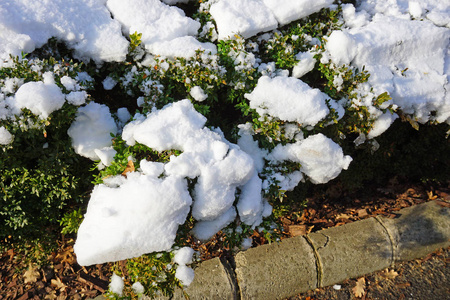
[68,102,118,161]
[245,76,331,126]
[0,0,129,62]
[74,173,192,266]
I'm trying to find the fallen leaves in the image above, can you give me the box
[121,160,135,176]
[352,277,366,298]
[287,224,313,237]
[335,213,350,220]
[357,208,368,218]
[23,263,40,284]
[55,246,76,265]
[51,277,67,291]
[381,269,399,280]
[427,190,438,200]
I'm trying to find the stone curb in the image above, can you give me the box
[93,200,450,300]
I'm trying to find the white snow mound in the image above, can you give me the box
[210,0,278,40]
[68,102,118,161]
[271,133,352,184]
[245,76,330,126]
[74,173,192,266]
[262,0,334,26]
[14,80,65,119]
[0,0,129,62]
[107,0,200,55]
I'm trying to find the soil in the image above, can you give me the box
[0,179,449,300]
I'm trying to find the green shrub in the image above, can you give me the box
[0,55,94,241]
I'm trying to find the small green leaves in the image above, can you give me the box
[129,31,142,52]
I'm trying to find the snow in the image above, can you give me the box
[326,31,357,66]
[292,51,317,78]
[60,76,78,91]
[237,124,267,172]
[237,171,264,227]
[358,0,450,26]
[139,160,165,177]
[116,107,131,126]
[75,100,260,263]
[241,237,253,250]
[106,0,200,55]
[94,147,117,167]
[109,273,124,296]
[163,0,192,4]
[131,282,144,294]
[102,77,117,91]
[191,148,254,220]
[341,4,370,28]
[210,0,335,39]
[245,76,330,126]
[67,102,118,161]
[270,134,353,184]
[1,77,24,95]
[74,173,192,265]
[122,100,254,222]
[367,112,398,139]
[210,0,278,40]
[65,91,87,106]
[191,207,237,241]
[146,36,217,59]
[0,126,13,145]
[173,247,194,265]
[14,80,65,119]
[262,0,334,26]
[329,10,450,124]
[175,265,195,286]
[0,0,129,62]
[408,1,423,18]
[189,86,208,102]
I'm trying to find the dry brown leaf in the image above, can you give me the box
[55,247,75,265]
[427,191,438,200]
[122,160,135,176]
[51,277,67,291]
[45,290,57,300]
[288,225,309,236]
[352,277,366,298]
[336,213,350,220]
[357,209,368,218]
[381,269,399,280]
[23,263,40,284]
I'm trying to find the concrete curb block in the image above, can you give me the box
[234,234,317,299]
[307,217,392,288]
[181,200,449,300]
[92,200,449,300]
[169,257,238,299]
[376,201,450,261]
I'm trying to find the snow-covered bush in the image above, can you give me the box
[1,0,448,298]
[0,54,94,238]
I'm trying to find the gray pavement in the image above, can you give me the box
[94,200,450,299]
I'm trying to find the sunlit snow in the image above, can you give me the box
[0,0,129,62]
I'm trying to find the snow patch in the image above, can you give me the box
[68,102,118,161]
[0,0,129,62]
[245,76,330,126]
[74,174,192,266]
